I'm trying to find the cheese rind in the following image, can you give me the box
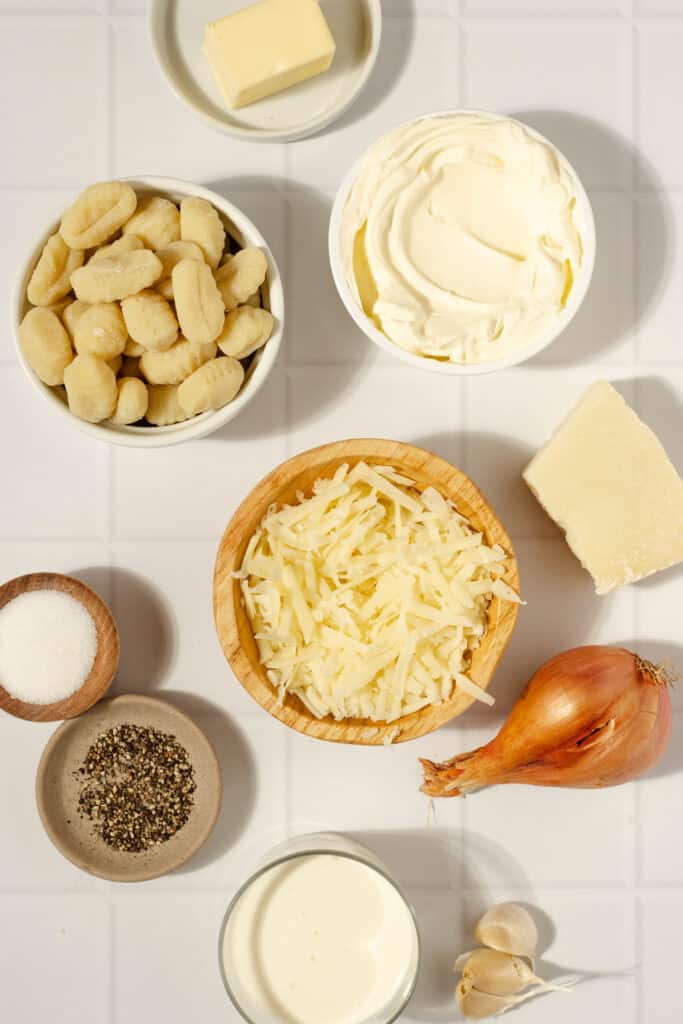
[203,0,336,111]
[523,380,683,594]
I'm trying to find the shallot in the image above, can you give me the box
[422,646,673,797]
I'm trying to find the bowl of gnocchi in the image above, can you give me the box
[13,177,284,447]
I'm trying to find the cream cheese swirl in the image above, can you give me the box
[340,113,584,364]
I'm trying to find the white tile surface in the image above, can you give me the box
[2,1,683,1022]
[0,895,109,1022]
[1,18,105,187]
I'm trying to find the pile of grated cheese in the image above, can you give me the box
[236,462,520,723]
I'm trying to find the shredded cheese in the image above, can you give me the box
[238,462,520,723]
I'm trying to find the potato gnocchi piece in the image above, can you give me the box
[60,181,137,249]
[19,307,74,386]
[123,337,146,357]
[63,354,117,422]
[120,355,143,379]
[180,197,225,269]
[74,302,127,359]
[122,196,180,250]
[214,248,267,309]
[156,240,204,299]
[178,356,244,416]
[216,306,274,360]
[146,384,191,426]
[71,250,163,303]
[88,233,143,264]
[107,354,123,375]
[27,233,84,307]
[61,300,90,340]
[121,289,178,351]
[111,377,148,425]
[172,259,224,345]
[139,337,217,386]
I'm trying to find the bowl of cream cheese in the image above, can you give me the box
[329,110,595,373]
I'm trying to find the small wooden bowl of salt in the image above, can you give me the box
[0,573,119,722]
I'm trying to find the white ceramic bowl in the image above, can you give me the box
[148,0,382,144]
[13,176,284,448]
[329,110,596,376]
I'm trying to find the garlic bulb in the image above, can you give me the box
[474,903,538,960]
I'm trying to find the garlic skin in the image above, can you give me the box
[474,903,538,960]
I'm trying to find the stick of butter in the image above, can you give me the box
[523,380,683,594]
[203,0,336,111]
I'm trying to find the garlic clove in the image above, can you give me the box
[474,903,538,960]
[462,948,534,996]
[456,978,520,1020]
[454,950,476,973]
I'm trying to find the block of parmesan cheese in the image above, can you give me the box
[523,380,683,594]
[203,0,336,111]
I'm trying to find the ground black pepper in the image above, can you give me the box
[76,723,196,853]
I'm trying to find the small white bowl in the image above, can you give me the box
[13,176,284,448]
[329,110,596,376]
[148,0,382,144]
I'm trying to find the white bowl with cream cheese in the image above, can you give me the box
[329,110,595,374]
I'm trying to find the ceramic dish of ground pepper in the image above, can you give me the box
[36,694,222,882]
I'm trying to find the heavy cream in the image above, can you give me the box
[340,113,584,364]
[222,853,418,1024]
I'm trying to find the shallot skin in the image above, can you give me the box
[421,646,673,797]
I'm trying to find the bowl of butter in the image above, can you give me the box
[329,110,596,374]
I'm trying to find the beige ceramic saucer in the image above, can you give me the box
[36,694,222,882]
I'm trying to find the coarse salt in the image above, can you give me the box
[0,589,98,704]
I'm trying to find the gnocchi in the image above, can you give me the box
[74,302,127,359]
[19,307,73,386]
[60,181,137,249]
[123,337,146,357]
[214,247,267,309]
[21,183,274,428]
[111,377,149,425]
[146,384,191,426]
[139,337,217,386]
[61,300,90,340]
[71,250,163,303]
[122,196,180,250]
[121,289,178,351]
[88,233,143,264]
[216,306,274,360]
[172,259,224,346]
[178,356,244,416]
[156,240,204,300]
[180,197,225,268]
[63,354,118,422]
[27,233,84,307]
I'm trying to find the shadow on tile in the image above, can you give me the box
[512,110,673,368]
[348,827,551,1022]
[202,175,369,441]
[70,565,176,692]
[164,692,257,873]
[322,0,416,136]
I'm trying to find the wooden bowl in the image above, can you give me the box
[214,439,520,745]
[36,694,222,882]
[0,572,119,723]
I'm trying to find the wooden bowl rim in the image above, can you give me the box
[214,439,520,745]
[35,693,223,883]
[0,572,120,722]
